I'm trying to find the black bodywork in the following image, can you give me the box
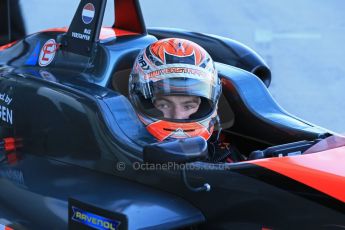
[0,0,343,229]
[0,0,26,45]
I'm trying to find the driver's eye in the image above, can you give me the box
[184,104,197,110]
[157,104,169,109]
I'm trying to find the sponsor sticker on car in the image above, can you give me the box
[0,92,13,125]
[69,199,127,230]
[39,39,57,67]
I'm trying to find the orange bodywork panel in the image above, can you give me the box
[251,146,345,202]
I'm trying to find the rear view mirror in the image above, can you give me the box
[143,137,208,164]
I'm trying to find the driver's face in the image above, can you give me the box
[153,95,201,119]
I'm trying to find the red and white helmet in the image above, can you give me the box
[129,38,221,141]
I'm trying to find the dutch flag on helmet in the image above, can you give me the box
[82,3,95,24]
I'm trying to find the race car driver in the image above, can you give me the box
[129,38,243,162]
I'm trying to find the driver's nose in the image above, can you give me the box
[171,106,189,120]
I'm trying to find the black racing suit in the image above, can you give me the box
[207,133,245,163]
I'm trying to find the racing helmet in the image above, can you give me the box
[129,38,221,141]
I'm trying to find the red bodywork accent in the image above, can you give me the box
[6,152,18,164]
[4,137,16,151]
[0,224,13,230]
[251,145,345,202]
[42,27,138,40]
[0,40,18,51]
[114,0,145,34]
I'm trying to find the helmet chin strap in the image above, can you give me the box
[213,115,222,143]
[207,115,222,162]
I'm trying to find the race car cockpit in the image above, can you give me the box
[104,26,329,165]
[106,57,328,163]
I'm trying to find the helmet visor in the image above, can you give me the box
[151,77,219,102]
[133,77,219,122]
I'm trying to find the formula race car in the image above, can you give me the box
[0,0,345,229]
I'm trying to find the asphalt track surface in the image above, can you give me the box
[21,0,345,133]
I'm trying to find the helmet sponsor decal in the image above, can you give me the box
[144,65,215,84]
[138,54,150,71]
[39,39,57,67]
[146,66,207,79]
[82,3,95,24]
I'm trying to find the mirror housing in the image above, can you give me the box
[143,137,208,164]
